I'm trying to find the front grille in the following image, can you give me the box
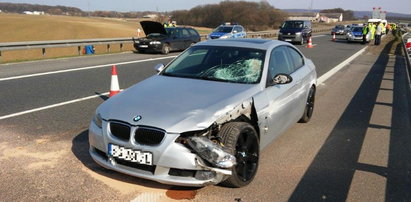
[169,168,196,177]
[115,158,156,174]
[134,127,165,146]
[110,122,131,141]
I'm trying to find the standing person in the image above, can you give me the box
[369,22,376,42]
[362,24,369,44]
[375,22,382,45]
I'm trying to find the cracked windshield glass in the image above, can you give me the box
[162,46,266,84]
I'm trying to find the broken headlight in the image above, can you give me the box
[187,136,236,169]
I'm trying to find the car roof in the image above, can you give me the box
[195,38,288,50]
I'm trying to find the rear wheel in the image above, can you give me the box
[219,122,259,188]
[299,86,315,123]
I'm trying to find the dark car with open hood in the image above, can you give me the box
[133,21,201,54]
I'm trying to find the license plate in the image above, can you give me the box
[139,45,148,48]
[285,39,292,42]
[108,144,153,165]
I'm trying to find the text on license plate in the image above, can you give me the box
[139,45,148,48]
[108,144,153,165]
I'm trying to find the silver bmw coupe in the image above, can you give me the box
[89,38,317,187]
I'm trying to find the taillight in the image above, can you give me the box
[406,42,411,49]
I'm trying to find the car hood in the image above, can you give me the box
[98,75,260,133]
[140,21,167,36]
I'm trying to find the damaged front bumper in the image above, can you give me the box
[88,121,233,187]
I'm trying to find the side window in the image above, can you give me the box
[182,29,190,37]
[286,46,304,71]
[268,46,293,78]
[188,29,199,37]
[174,29,181,38]
[234,26,242,33]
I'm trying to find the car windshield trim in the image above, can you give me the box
[161,45,266,84]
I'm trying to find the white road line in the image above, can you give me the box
[317,46,367,84]
[0,47,367,121]
[0,56,176,82]
[0,92,109,120]
[313,35,326,38]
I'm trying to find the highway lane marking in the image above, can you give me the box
[0,56,177,82]
[0,47,367,120]
[317,46,367,84]
[313,35,326,38]
[0,92,109,120]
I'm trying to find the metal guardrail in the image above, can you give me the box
[0,38,133,58]
[0,28,332,62]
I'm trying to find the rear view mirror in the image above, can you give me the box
[154,64,165,72]
[272,74,293,85]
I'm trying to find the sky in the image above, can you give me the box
[2,0,410,14]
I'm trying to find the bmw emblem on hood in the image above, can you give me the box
[133,115,142,122]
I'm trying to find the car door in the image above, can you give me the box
[170,28,185,51]
[181,28,193,49]
[284,46,311,118]
[262,46,303,143]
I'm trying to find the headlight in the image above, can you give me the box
[135,41,140,44]
[93,113,103,128]
[187,136,236,168]
[219,35,230,39]
[295,32,302,35]
[150,41,161,45]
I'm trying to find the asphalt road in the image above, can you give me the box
[0,34,410,201]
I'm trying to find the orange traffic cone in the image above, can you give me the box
[307,36,313,48]
[109,65,120,97]
[332,33,336,41]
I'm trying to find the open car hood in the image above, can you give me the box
[140,21,167,36]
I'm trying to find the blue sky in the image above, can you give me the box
[2,0,410,14]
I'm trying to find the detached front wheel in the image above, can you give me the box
[219,122,259,188]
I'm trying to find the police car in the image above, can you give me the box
[207,23,246,39]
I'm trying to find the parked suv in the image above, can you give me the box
[278,20,312,45]
[133,21,200,54]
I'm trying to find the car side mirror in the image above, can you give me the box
[154,63,165,72]
[233,30,237,33]
[272,74,293,85]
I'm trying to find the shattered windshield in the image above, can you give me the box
[162,46,265,84]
